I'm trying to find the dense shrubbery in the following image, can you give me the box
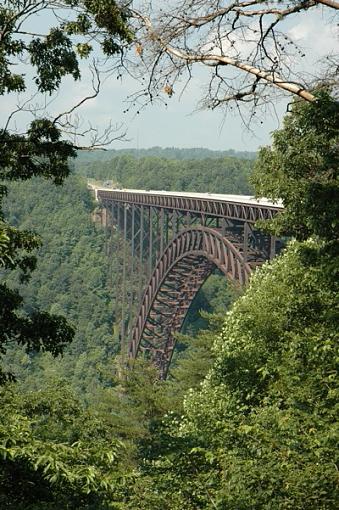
[128,241,338,509]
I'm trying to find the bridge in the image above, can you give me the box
[91,185,283,379]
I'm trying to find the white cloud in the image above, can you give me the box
[288,14,338,57]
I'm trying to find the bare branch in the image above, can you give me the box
[53,61,101,125]
[196,52,315,102]
[315,0,339,8]
[136,12,316,103]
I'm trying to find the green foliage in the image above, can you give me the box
[0,1,132,95]
[0,2,133,506]
[1,120,76,184]
[0,166,238,506]
[0,180,75,383]
[77,146,256,162]
[184,272,239,335]
[63,0,133,53]
[77,153,253,194]
[0,381,127,509]
[2,176,120,395]
[0,0,132,384]
[3,32,337,506]
[30,28,81,93]
[252,91,339,241]
[166,313,224,412]
[121,97,339,509]
[128,241,338,509]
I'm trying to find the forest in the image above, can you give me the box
[0,1,338,509]
[76,147,256,163]
[1,96,338,509]
[74,151,253,194]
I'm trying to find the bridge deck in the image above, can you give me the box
[92,186,283,223]
[89,184,283,377]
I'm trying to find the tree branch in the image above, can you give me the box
[315,0,339,8]
[168,46,316,101]
[136,12,316,103]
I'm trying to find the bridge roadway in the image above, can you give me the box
[91,185,283,378]
[92,185,283,224]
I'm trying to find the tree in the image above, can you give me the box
[121,92,339,510]
[1,1,133,151]
[0,4,135,504]
[252,90,339,242]
[0,0,133,382]
[131,1,338,118]
[0,380,128,509]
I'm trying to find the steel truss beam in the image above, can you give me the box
[99,190,282,378]
[128,226,252,378]
[98,189,281,223]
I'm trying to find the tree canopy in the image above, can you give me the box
[1,2,338,508]
[0,0,133,382]
[252,90,339,241]
[131,0,338,118]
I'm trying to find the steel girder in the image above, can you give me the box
[98,190,282,378]
[128,226,251,378]
[98,190,281,223]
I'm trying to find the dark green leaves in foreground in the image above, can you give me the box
[128,241,338,510]
[0,381,126,510]
[0,121,76,185]
[252,91,339,241]
[0,1,132,95]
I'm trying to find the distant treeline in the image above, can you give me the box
[75,153,254,194]
[77,146,256,162]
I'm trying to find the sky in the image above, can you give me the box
[1,5,337,152]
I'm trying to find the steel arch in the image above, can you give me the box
[128,226,252,378]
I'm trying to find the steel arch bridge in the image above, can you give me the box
[92,186,283,378]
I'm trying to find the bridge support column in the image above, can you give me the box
[120,204,128,357]
[159,207,165,259]
[148,207,153,278]
[172,210,178,236]
[139,205,145,300]
[243,222,249,263]
[270,235,277,260]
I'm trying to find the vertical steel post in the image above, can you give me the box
[148,207,153,277]
[186,211,191,228]
[270,235,276,260]
[139,205,144,299]
[243,222,249,263]
[155,208,160,262]
[127,203,136,336]
[121,203,128,358]
[160,207,164,256]
[131,204,135,272]
[111,201,116,226]
[117,202,121,229]
[173,210,178,236]
[221,218,226,237]
[164,210,169,246]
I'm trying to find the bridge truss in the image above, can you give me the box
[96,188,282,378]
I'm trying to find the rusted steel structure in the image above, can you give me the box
[96,187,283,378]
